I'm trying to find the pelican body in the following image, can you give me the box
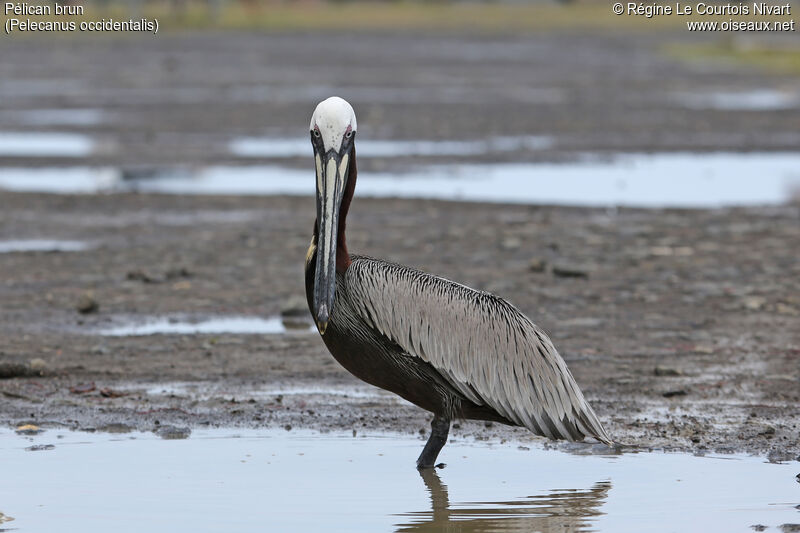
[305,97,612,468]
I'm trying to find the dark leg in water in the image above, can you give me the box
[416,415,450,469]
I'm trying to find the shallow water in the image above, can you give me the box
[132,381,403,402]
[1,428,797,533]
[680,90,800,111]
[0,166,117,193]
[0,132,94,157]
[2,152,800,207]
[120,153,800,207]
[97,315,315,336]
[0,239,90,253]
[229,136,554,158]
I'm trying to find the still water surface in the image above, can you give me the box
[2,152,799,207]
[1,428,797,532]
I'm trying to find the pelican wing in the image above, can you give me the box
[344,256,612,445]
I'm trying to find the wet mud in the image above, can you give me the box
[0,191,798,460]
[1,29,799,460]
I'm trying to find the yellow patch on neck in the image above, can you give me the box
[305,235,317,268]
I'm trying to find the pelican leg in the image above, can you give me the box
[416,415,450,469]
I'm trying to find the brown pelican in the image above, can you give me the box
[305,97,613,468]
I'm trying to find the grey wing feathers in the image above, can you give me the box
[344,256,612,446]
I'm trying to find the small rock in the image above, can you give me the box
[693,345,714,354]
[284,424,292,431]
[90,345,109,355]
[750,525,766,532]
[779,524,800,533]
[501,237,521,250]
[517,446,530,451]
[15,424,43,435]
[154,425,191,440]
[126,269,157,283]
[655,366,682,377]
[281,295,308,317]
[742,296,766,311]
[0,362,35,379]
[99,423,133,434]
[25,444,55,452]
[165,267,192,280]
[76,293,99,314]
[663,390,687,398]
[29,358,47,374]
[767,449,794,463]
[552,265,589,279]
[758,425,776,437]
[528,258,547,273]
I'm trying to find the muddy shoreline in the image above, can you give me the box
[0,191,797,460]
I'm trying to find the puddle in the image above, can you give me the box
[97,315,314,336]
[2,152,800,207]
[0,239,91,253]
[121,153,800,208]
[1,428,797,532]
[0,132,94,157]
[0,167,118,193]
[130,381,401,402]
[229,136,553,158]
[0,108,105,127]
[680,90,800,111]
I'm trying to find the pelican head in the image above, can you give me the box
[310,96,357,334]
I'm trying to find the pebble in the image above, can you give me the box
[76,293,99,314]
[165,267,192,280]
[15,424,43,435]
[99,423,133,434]
[154,425,191,440]
[0,362,34,379]
[552,265,589,279]
[126,269,157,283]
[528,258,547,273]
[742,296,766,311]
[29,358,47,374]
[663,390,687,398]
[25,444,55,452]
[655,366,682,377]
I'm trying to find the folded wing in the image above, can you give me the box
[345,256,612,445]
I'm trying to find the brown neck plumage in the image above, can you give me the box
[336,145,356,272]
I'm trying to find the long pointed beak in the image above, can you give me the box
[313,148,350,334]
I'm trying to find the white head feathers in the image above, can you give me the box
[310,97,357,153]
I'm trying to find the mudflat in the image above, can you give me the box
[0,27,798,458]
[0,191,797,459]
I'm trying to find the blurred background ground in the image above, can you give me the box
[0,0,798,458]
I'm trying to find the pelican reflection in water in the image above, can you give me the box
[395,470,611,533]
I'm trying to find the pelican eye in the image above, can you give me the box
[313,128,321,138]
[345,130,353,139]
